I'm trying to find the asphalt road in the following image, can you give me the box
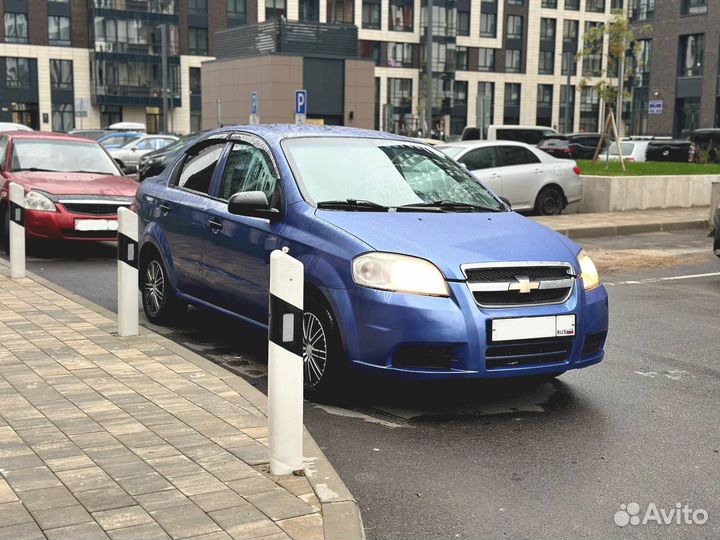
[5,229,720,539]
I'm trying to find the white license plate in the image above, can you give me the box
[491,315,576,342]
[74,219,118,232]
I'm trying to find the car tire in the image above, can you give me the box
[140,252,186,325]
[302,295,348,401]
[534,186,565,216]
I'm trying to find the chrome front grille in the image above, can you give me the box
[462,262,575,308]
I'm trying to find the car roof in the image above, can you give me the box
[436,140,531,149]
[3,131,97,142]
[100,131,142,137]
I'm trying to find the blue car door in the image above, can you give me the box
[202,138,283,324]
[153,140,228,299]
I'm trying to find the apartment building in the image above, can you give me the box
[1,0,620,135]
[628,0,718,137]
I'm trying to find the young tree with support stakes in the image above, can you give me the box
[577,9,649,169]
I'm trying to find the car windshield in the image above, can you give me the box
[435,146,465,159]
[284,137,505,211]
[11,139,119,175]
[609,142,635,155]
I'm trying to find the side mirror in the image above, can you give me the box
[228,191,281,222]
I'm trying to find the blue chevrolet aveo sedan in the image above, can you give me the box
[136,125,608,396]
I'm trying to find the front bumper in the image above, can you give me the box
[24,208,118,242]
[323,280,609,380]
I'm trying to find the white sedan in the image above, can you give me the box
[108,135,178,173]
[436,140,582,215]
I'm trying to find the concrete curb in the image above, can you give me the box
[0,259,365,540]
[541,218,710,239]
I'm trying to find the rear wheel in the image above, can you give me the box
[141,252,186,324]
[302,296,347,400]
[534,186,565,216]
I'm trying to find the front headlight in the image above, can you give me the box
[352,252,449,297]
[577,249,600,291]
[25,191,56,212]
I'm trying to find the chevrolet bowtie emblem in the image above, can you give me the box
[510,276,540,294]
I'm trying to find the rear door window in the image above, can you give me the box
[176,142,227,195]
[459,147,498,170]
[497,145,541,166]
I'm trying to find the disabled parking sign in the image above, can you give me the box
[295,90,307,124]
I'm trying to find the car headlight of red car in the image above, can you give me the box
[25,191,57,212]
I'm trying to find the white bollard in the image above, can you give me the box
[268,248,304,475]
[8,183,25,279]
[117,207,139,337]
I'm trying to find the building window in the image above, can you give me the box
[52,104,74,132]
[632,38,652,84]
[539,51,554,74]
[542,0,557,7]
[678,34,704,77]
[188,27,208,55]
[362,0,381,29]
[611,0,623,7]
[580,86,599,131]
[430,42,448,71]
[540,18,555,40]
[506,15,523,39]
[191,110,202,132]
[583,22,603,77]
[266,0,287,20]
[561,53,577,76]
[537,84,553,127]
[389,0,412,31]
[456,46,468,71]
[12,103,39,130]
[188,0,208,14]
[477,82,494,137]
[189,67,201,95]
[457,6,470,36]
[100,105,121,128]
[504,83,521,125]
[507,0,524,4]
[50,60,73,90]
[478,48,495,72]
[565,0,580,10]
[675,97,700,136]
[299,0,319,20]
[387,78,412,111]
[360,41,381,65]
[48,16,71,46]
[6,58,31,88]
[4,13,28,43]
[327,0,354,23]
[629,0,655,21]
[505,50,521,73]
[388,42,413,67]
[228,0,247,25]
[681,0,706,14]
[480,12,496,38]
[454,81,468,106]
[559,84,575,132]
[586,0,605,12]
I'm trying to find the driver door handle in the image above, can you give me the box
[159,203,170,215]
[208,219,223,232]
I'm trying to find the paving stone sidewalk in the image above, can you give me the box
[0,270,326,540]
[533,206,710,238]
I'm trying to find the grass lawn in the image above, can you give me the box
[577,160,720,176]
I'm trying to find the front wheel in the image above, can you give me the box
[302,297,347,400]
[534,186,565,216]
[141,253,186,324]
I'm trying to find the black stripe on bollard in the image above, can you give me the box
[117,232,139,269]
[269,293,303,356]
[9,201,24,226]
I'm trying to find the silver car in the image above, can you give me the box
[108,135,178,173]
[437,140,582,215]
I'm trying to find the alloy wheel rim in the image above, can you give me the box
[543,194,559,214]
[144,260,165,317]
[303,312,328,389]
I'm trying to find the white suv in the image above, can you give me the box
[437,140,582,215]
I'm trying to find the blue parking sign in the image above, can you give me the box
[251,92,257,115]
[648,100,663,115]
[295,90,307,115]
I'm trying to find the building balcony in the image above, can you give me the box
[90,0,177,15]
[91,83,181,107]
[215,19,359,59]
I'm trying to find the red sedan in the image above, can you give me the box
[0,131,138,247]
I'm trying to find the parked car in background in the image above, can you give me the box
[0,131,137,249]
[0,122,33,132]
[137,133,206,180]
[538,133,606,160]
[68,129,108,140]
[462,125,558,145]
[99,132,143,149]
[690,129,720,162]
[108,135,178,173]
[645,140,695,163]
[599,140,650,162]
[136,125,608,396]
[437,140,581,215]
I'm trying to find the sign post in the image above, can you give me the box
[249,91,259,125]
[295,90,307,125]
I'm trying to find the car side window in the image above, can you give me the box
[155,139,172,150]
[135,139,154,150]
[218,143,277,202]
[460,147,498,170]
[0,137,7,168]
[176,143,226,195]
[497,146,540,166]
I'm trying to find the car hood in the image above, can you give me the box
[315,210,580,280]
[6,171,138,197]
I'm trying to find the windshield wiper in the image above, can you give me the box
[397,200,505,213]
[316,199,390,211]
